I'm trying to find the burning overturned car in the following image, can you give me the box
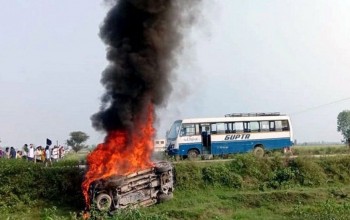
[88,161,174,212]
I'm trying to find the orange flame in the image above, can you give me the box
[82,104,155,206]
[82,211,90,220]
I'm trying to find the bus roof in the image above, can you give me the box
[224,112,283,117]
[180,115,291,124]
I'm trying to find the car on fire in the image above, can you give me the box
[88,161,174,212]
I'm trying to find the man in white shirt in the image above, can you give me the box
[28,144,35,162]
[45,145,52,167]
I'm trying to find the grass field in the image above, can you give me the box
[2,147,350,220]
[292,144,350,156]
[2,186,350,220]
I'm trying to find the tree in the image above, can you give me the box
[337,110,350,146]
[66,131,89,153]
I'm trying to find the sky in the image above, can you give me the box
[1,0,350,148]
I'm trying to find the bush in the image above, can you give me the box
[0,159,85,210]
[3,154,350,218]
[318,156,350,183]
[202,164,242,188]
[267,166,297,189]
[291,157,327,186]
[174,162,203,190]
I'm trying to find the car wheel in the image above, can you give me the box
[155,161,172,173]
[253,146,264,158]
[95,193,112,211]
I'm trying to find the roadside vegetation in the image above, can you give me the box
[1,145,350,219]
[292,144,350,156]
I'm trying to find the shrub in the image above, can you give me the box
[0,159,85,210]
[174,162,203,189]
[291,157,327,186]
[267,166,297,189]
[318,156,350,183]
[202,164,242,188]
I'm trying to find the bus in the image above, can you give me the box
[165,112,293,158]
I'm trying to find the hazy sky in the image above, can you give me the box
[1,0,350,148]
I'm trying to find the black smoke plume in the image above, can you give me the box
[92,0,201,132]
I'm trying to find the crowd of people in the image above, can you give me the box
[0,144,66,166]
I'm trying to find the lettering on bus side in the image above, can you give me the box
[224,134,251,140]
[183,137,200,142]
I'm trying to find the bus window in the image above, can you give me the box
[275,121,282,131]
[200,124,210,134]
[250,121,260,132]
[269,121,275,131]
[282,120,289,131]
[217,123,225,134]
[243,122,251,132]
[211,123,217,134]
[235,122,244,133]
[225,122,235,133]
[180,124,196,136]
[168,120,182,139]
[224,123,231,133]
[260,121,269,132]
[195,124,200,135]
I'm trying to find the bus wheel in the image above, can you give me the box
[253,146,264,158]
[187,149,199,159]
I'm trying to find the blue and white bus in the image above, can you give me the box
[165,112,293,158]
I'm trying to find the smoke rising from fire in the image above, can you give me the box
[91,0,201,132]
[82,0,201,207]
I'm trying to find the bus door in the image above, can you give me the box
[200,124,211,154]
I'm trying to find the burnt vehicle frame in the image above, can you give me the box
[88,161,174,212]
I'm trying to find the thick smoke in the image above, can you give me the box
[92,0,201,132]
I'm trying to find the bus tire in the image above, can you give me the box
[187,149,199,159]
[253,146,264,158]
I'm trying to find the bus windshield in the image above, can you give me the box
[167,120,182,139]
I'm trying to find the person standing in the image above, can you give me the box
[23,144,28,159]
[44,146,51,167]
[16,151,23,159]
[34,146,43,163]
[40,146,45,162]
[27,144,34,162]
[10,147,16,159]
[5,147,10,159]
[51,146,59,163]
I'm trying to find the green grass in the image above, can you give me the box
[141,186,350,220]
[292,144,350,156]
[2,186,350,220]
[62,150,90,162]
[3,152,350,219]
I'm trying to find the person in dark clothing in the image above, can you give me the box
[10,147,16,159]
